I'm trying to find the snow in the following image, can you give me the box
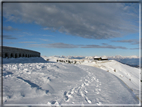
[80,59,141,98]
[1,57,141,106]
[101,56,108,59]
[88,60,140,96]
[94,56,100,58]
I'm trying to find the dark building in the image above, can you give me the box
[0,46,40,58]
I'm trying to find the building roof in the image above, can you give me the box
[101,56,108,59]
[94,56,100,58]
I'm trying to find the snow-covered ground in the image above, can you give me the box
[1,56,141,106]
[81,60,140,96]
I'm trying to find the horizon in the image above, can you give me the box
[1,45,140,58]
[3,2,140,57]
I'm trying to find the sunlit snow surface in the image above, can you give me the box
[2,57,140,106]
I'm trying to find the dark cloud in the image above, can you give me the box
[27,44,44,48]
[3,26,19,31]
[28,42,127,49]
[3,42,15,44]
[112,39,139,45]
[19,41,36,43]
[47,43,79,48]
[3,3,139,39]
[130,48,139,50]
[3,35,17,39]
[81,43,127,49]
[23,32,33,36]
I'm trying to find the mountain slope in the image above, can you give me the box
[90,60,140,97]
[45,56,141,101]
[1,57,140,106]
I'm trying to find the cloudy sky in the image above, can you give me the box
[2,2,140,57]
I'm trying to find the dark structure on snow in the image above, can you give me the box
[94,57,101,60]
[0,46,40,58]
[94,56,108,61]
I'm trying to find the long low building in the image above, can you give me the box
[0,46,40,58]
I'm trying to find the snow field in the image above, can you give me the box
[73,58,140,99]
[43,56,141,103]
[2,57,140,106]
[92,60,140,96]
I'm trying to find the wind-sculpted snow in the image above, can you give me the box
[2,57,140,106]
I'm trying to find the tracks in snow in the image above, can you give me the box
[62,65,102,104]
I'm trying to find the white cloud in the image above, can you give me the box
[3,3,139,39]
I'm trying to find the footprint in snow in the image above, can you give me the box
[97,102,102,105]
[47,77,51,81]
[47,100,59,105]
[84,82,89,86]
[85,90,88,93]
[21,93,25,97]
[85,97,92,104]
[64,91,72,102]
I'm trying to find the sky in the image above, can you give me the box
[2,2,140,57]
